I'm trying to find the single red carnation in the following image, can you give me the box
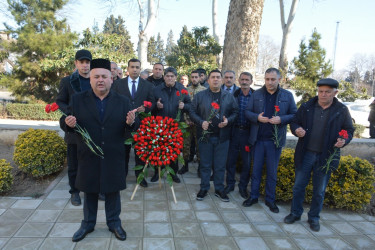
[45,104,51,113]
[51,102,59,112]
[339,129,349,139]
[176,91,180,97]
[275,105,280,112]
[211,102,220,110]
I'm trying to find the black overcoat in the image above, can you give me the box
[60,89,136,193]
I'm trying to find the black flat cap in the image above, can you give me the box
[75,49,92,61]
[317,78,339,88]
[90,59,111,71]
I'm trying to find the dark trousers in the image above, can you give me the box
[291,150,331,222]
[125,144,145,177]
[67,144,79,194]
[370,121,375,138]
[199,137,229,192]
[226,128,251,190]
[250,140,282,203]
[82,191,121,230]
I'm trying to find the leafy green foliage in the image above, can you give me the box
[6,103,60,120]
[289,29,332,106]
[166,26,221,75]
[147,33,165,64]
[338,81,370,102]
[0,0,77,102]
[0,159,13,193]
[13,129,66,177]
[102,15,134,57]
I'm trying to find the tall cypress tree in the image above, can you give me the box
[290,29,333,105]
[0,0,76,102]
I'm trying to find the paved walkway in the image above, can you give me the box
[1,119,375,249]
[1,158,375,250]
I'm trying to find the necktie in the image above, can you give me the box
[131,80,136,99]
[226,87,231,92]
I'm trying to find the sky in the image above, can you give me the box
[1,0,375,72]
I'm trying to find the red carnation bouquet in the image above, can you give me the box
[321,129,349,173]
[199,102,220,142]
[45,102,104,157]
[126,115,184,202]
[272,105,281,148]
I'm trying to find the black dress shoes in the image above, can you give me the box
[109,225,127,241]
[172,175,181,183]
[239,189,249,199]
[308,219,320,232]
[284,214,301,224]
[70,193,81,206]
[150,173,159,182]
[242,198,258,207]
[224,186,234,194]
[140,179,148,188]
[72,226,94,242]
[265,201,279,213]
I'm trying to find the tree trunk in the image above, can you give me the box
[212,0,222,67]
[137,0,159,69]
[222,0,264,78]
[279,0,299,73]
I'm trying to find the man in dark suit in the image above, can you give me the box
[111,58,154,188]
[221,70,239,94]
[56,49,92,206]
[61,59,137,242]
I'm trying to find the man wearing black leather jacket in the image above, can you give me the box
[189,69,238,202]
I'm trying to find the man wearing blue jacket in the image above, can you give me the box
[284,78,354,232]
[243,68,297,213]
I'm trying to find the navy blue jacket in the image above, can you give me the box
[245,85,297,147]
[290,96,354,171]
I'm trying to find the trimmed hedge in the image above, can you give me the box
[6,103,60,120]
[13,129,66,177]
[259,148,375,211]
[0,159,13,193]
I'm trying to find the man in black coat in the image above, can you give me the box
[61,59,137,242]
[56,49,92,206]
[147,62,165,87]
[111,58,154,188]
[284,78,354,232]
[152,66,191,183]
[189,69,238,202]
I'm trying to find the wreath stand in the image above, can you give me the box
[130,161,177,203]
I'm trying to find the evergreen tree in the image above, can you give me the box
[166,26,221,75]
[147,33,165,64]
[147,36,157,64]
[102,15,134,56]
[0,0,76,102]
[165,30,176,57]
[290,29,332,105]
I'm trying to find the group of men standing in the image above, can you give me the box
[57,49,354,242]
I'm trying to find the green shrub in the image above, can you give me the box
[6,103,60,120]
[13,129,66,177]
[0,159,13,193]
[260,149,374,211]
[353,123,365,138]
[325,155,375,211]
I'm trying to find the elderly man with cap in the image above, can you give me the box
[56,49,92,206]
[284,78,354,232]
[61,58,137,242]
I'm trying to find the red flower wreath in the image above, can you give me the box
[129,115,184,186]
